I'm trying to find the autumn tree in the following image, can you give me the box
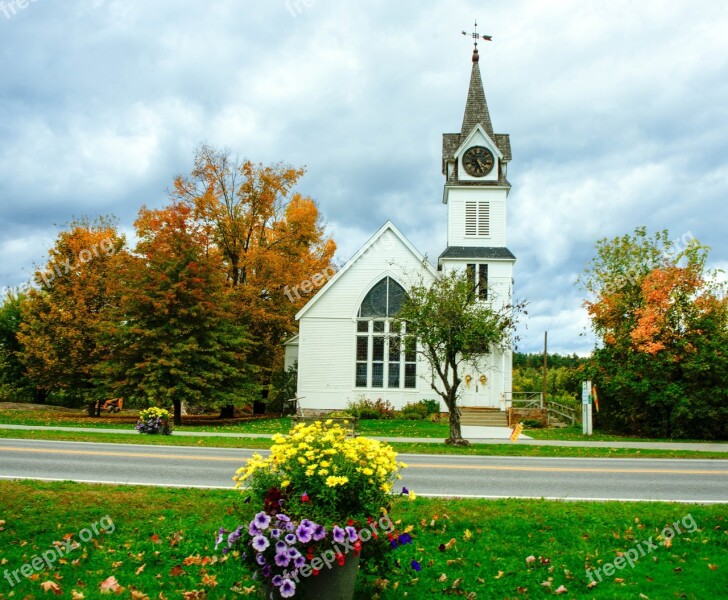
[580,227,728,439]
[17,218,126,409]
[397,269,523,446]
[96,202,258,425]
[172,144,336,415]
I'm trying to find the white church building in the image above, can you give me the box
[286,42,516,414]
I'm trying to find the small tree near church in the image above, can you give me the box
[397,269,524,446]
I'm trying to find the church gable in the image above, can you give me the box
[296,221,436,322]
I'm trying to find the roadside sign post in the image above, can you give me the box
[582,380,593,436]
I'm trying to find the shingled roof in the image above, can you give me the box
[438,246,517,261]
[442,50,511,176]
[461,58,494,138]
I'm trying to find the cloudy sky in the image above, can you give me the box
[1,0,727,354]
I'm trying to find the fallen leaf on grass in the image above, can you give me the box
[111,561,123,569]
[708,564,718,571]
[169,531,183,547]
[587,581,598,589]
[525,555,536,564]
[554,585,568,594]
[71,591,85,599]
[181,591,207,599]
[438,574,447,582]
[201,574,217,588]
[494,571,504,580]
[150,534,162,544]
[170,565,185,577]
[135,564,146,575]
[40,581,62,595]
[99,576,123,594]
[130,592,150,600]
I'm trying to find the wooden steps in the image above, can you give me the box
[459,407,508,427]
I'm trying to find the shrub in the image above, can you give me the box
[135,407,172,435]
[522,418,544,429]
[345,397,394,420]
[429,412,447,423]
[419,399,440,415]
[400,402,429,421]
[400,399,440,420]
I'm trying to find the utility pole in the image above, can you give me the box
[542,331,548,408]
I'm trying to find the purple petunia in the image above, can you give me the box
[227,525,243,546]
[262,564,271,578]
[271,575,283,587]
[252,535,270,553]
[345,526,358,542]
[402,486,409,495]
[253,511,272,530]
[294,555,306,568]
[275,541,288,553]
[249,522,262,536]
[296,523,313,544]
[312,524,326,541]
[398,533,413,545]
[276,514,291,523]
[285,533,297,545]
[287,547,301,559]
[411,560,421,572]
[270,528,281,539]
[279,578,296,598]
[300,519,313,529]
[275,551,291,567]
[332,526,346,544]
[256,553,267,566]
[215,527,227,549]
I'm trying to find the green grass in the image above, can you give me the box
[0,480,725,599]
[3,429,728,460]
[526,425,728,444]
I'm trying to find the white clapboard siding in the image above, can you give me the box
[296,223,443,412]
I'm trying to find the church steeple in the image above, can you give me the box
[461,50,495,138]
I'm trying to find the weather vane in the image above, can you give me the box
[462,19,492,50]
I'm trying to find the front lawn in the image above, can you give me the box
[0,480,725,599]
[3,429,728,459]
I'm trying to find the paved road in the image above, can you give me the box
[1,439,726,503]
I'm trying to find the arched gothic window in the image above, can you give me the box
[355,277,417,389]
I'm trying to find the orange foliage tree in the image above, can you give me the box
[17,218,127,410]
[95,202,258,425]
[580,227,728,438]
[172,145,336,413]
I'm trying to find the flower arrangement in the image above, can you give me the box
[220,420,409,598]
[135,407,172,435]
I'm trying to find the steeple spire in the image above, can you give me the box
[460,20,494,138]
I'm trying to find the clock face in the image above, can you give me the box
[462,146,495,177]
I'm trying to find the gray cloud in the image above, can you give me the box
[1,0,726,354]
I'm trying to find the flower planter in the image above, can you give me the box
[263,553,359,600]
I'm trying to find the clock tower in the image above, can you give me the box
[438,32,515,408]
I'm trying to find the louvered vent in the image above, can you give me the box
[478,202,490,236]
[465,201,490,237]
[465,201,477,236]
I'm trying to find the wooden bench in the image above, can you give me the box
[291,416,359,437]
